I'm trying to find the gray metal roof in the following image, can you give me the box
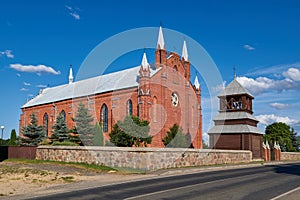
[218,78,253,98]
[213,112,258,122]
[22,66,161,108]
[208,124,263,135]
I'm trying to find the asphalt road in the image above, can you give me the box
[28,163,300,200]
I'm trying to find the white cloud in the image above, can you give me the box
[237,76,295,95]
[256,114,300,126]
[20,88,28,91]
[269,102,290,110]
[10,64,61,75]
[36,84,47,88]
[70,13,80,20]
[0,50,14,58]
[28,94,34,97]
[283,68,300,82]
[23,82,31,86]
[65,5,80,20]
[247,63,300,77]
[243,44,255,51]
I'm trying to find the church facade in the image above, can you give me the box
[19,27,203,148]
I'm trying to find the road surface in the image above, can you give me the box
[28,163,300,200]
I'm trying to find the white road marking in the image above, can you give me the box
[270,186,300,200]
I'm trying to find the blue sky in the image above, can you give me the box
[1,0,300,140]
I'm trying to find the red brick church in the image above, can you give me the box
[19,26,203,148]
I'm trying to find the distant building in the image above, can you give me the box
[19,27,203,148]
[208,76,263,159]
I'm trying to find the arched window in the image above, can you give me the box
[101,104,108,132]
[43,113,49,137]
[126,99,133,116]
[60,110,66,122]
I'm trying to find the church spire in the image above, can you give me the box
[68,66,73,84]
[141,52,149,70]
[182,40,189,61]
[157,26,165,49]
[194,76,200,90]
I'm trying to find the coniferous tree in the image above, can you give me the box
[73,102,94,146]
[51,113,70,142]
[93,123,104,146]
[162,124,191,148]
[19,113,44,146]
[8,129,18,146]
[69,126,82,145]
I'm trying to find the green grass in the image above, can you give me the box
[3,158,115,173]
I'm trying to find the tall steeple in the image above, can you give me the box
[182,40,189,61]
[68,66,73,84]
[194,76,200,90]
[155,25,167,68]
[157,26,165,50]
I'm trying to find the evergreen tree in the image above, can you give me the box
[19,113,44,146]
[69,126,82,145]
[73,102,94,146]
[109,116,151,147]
[51,113,70,142]
[162,124,190,148]
[8,129,18,146]
[93,123,104,146]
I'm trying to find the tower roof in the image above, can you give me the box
[141,52,149,70]
[182,40,189,61]
[194,76,200,90]
[157,26,165,49]
[218,78,253,98]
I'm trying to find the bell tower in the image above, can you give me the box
[208,76,264,159]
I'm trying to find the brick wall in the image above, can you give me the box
[36,146,252,171]
[281,152,300,161]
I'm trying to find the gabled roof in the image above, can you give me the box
[218,78,253,98]
[22,66,161,108]
[208,124,263,135]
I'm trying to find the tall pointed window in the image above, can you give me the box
[60,110,66,122]
[101,104,108,132]
[43,113,49,137]
[126,99,133,116]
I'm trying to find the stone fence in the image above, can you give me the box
[281,152,300,161]
[36,146,252,171]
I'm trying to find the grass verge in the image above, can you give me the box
[3,158,115,173]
